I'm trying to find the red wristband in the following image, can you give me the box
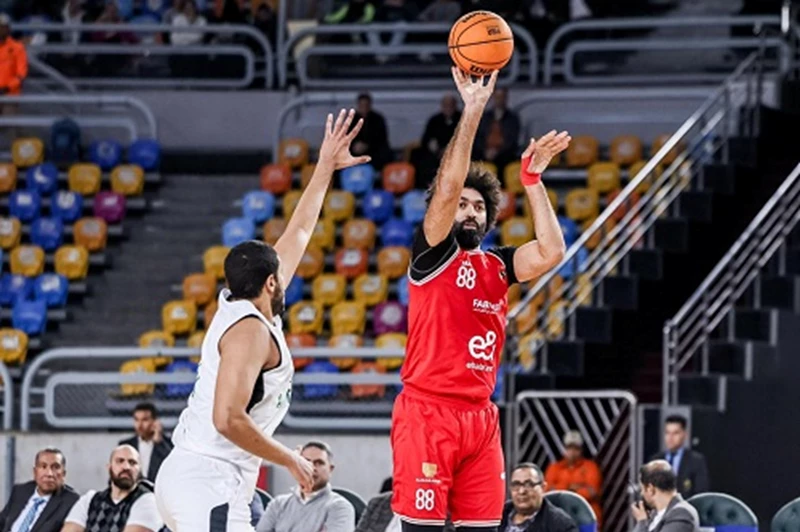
[520,154,542,186]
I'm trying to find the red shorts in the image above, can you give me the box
[390,390,505,528]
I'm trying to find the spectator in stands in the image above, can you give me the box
[60,0,87,44]
[544,431,603,527]
[351,93,392,169]
[170,0,207,46]
[418,0,461,22]
[474,87,521,174]
[163,0,188,24]
[62,445,163,532]
[87,2,138,76]
[500,463,578,532]
[0,448,79,532]
[631,460,700,532]
[650,415,709,499]
[252,2,280,51]
[118,402,174,482]
[0,14,28,98]
[324,0,377,24]
[375,0,418,22]
[356,492,456,532]
[256,441,354,532]
[213,0,247,23]
[411,93,461,189]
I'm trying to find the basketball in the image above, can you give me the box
[448,11,515,76]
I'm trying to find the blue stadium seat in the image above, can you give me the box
[397,276,409,306]
[481,228,499,251]
[9,190,41,223]
[242,191,276,224]
[285,277,304,307]
[12,299,47,336]
[34,273,69,307]
[689,493,758,532]
[163,360,199,398]
[30,217,64,252]
[222,218,256,248]
[362,190,394,224]
[301,361,339,399]
[50,191,84,223]
[25,163,58,196]
[88,140,123,171]
[401,190,427,225]
[340,164,375,196]
[558,246,589,279]
[0,274,32,305]
[558,216,580,246]
[128,139,162,171]
[381,219,414,248]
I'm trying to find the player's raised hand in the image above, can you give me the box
[522,130,571,175]
[318,108,372,170]
[451,67,498,110]
[287,451,314,493]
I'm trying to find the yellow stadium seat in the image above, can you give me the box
[547,301,568,338]
[204,298,218,330]
[330,301,367,335]
[548,189,559,211]
[651,134,686,165]
[68,164,102,195]
[583,217,616,251]
[0,328,28,365]
[278,138,310,169]
[629,161,662,195]
[0,217,21,250]
[301,164,316,189]
[508,283,522,307]
[288,301,324,335]
[575,274,593,307]
[565,188,600,222]
[312,274,347,307]
[377,246,410,280]
[162,300,198,336]
[510,300,538,336]
[342,219,377,250]
[282,190,303,219]
[353,274,389,307]
[119,358,157,396]
[497,190,516,222]
[10,245,45,277]
[187,330,205,349]
[260,163,292,195]
[328,334,362,370]
[375,332,406,370]
[566,136,599,168]
[263,218,287,245]
[286,333,315,369]
[350,362,386,399]
[587,162,621,194]
[311,218,336,251]
[54,245,89,280]
[606,190,641,223]
[73,217,108,252]
[12,138,44,168]
[503,161,524,195]
[0,163,17,193]
[517,330,543,371]
[203,246,230,280]
[501,217,534,247]
[382,162,415,195]
[296,246,325,280]
[182,273,217,307]
[323,191,356,222]
[139,330,175,348]
[610,135,643,167]
[335,248,369,280]
[111,165,145,196]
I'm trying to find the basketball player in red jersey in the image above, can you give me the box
[391,68,571,532]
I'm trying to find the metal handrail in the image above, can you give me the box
[27,54,78,94]
[0,360,12,430]
[663,163,800,405]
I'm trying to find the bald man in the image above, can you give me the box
[61,445,163,532]
[631,460,699,532]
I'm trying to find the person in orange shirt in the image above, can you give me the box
[0,14,28,98]
[545,430,604,528]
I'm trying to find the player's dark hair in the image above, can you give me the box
[133,402,158,419]
[640,462,677,492]
[35,448,66,468]
[664,415,687,430]
[357,93,372,104]
[425,163,502,229]
[513,462,543,480]
[224,240,280,300]
[303,440,334,460]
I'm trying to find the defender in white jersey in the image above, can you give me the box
[155,109,371,532]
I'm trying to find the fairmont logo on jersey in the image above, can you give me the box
[472,298,503,314]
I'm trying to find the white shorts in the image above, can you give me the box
[155,447,254,532]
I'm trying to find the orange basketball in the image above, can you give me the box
[448,11,514,76]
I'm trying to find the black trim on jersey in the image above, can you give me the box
[486,246,519,286]
[246,328,284,414]
[409,228,459,282]
[209,503,229,531]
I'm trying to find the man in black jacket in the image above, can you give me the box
[118,402,173,482]
[500,463,578,532]
[0,448,79,532]
[650,415,709,499]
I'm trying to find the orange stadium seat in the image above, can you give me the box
[583,217,616,250]
[0,163,17,193]
[497,190,516,222]
[288,301,324,335]
[0,328,28,365]
[517,330,544,371]
[162,300,198,336]
[187,330,205,349]
[504,162,523,195]
[182,273,217,307]
[11,138,44,168]
[566,136,599,168]
[11,245,45,277]
[382,162,415,195]
[73,217,108,252]
[587,162,621,194]
[508,283,522,307]
[501,217,534,247]
[547,301,568,338]
[282,190,303,219]
[375,332,406,371]
[565,189,600,222]
[328,334,362,370]
[296,246,325,280]
[353,274,389,307]
[301,164,316,189]
[377,246,410,279]
[312,274,347,307]
[342,219,377,250]
[54,245,89,280]
[606,190,641,223]
[203,246,230,280]
[334,248,369,280]
[119,358,156,396]
[260,163,292,195]
[576,274,593,306]
[0,217,21,250]
[651,134,685,165]
[111,165,145,196]
[350,362,386,399]
[324,191,356,222]
[510,300,538,336]
[278,138,310,169]
[263,218,287,245]
[610,135,643,167]
[68,164,102,195]
[330,301,367,335]
[204,298,218,329]
[286,333,315,370]
[311,218,336,251]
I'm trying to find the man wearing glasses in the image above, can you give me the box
[499,464,578,532]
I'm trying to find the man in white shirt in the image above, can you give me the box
[631,460,700,532]
[119,403,173,481]
[61,445,163,532]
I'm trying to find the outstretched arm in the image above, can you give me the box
[422,68,498,248]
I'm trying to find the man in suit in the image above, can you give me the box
[118,402,173,481]
[356,492,455,532]
[651,415,709,498]
[0,448,79,532]
[500,463,579,532]
[632,460,700,532]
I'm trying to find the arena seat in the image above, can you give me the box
[330,301,367,335]
[34,273,69,307]
[587,162,621,194]
[353,274,388,307]
[204,298,218,330]
[380,218,413,248]
[511,300,537,336]
[382,162,415,195]
[333,488,367,525]
[55,245,89,280]
[242,191,276,224]
[312,274,347,307]
[285,276,304,307]
[334,248,369,280]
[93,192,126,224]
[301,164,316,189]
[278,138,309,169]
[311,218,336,251]
[481,228,499,251]
[350,362,386,398]
[111,165,145,197]
[324,191,356,222]
[547,301,568,338]
[327,334,361,370]
[163,359,199,398]
[25,163,58,196]
[501,217,534,247]
[373,301,407,335]
[340,164,376,196]
[260,163,292,195]
[9,190,41,222]
[474,161,498,178]
[68,163,102,196]
[606,190,641,223]
[51,191,83,223]
[517,330,544,371]
[610,135,643,167]
[139,330,175,348]
[0,217,21,250]
[88,139,122,170]
[565,189,600,222]
[296,246,325,280]
[30,217,64,252]
[375,332,406,371]
[282,190,303,219]
[11,245,45,277]
[343,219,377,250]
[688,493,758,532]
[162,300,198,336]
[286,333,315,370]
[12,299,47,336]
[73,217,108,251]
[288,301,325,334]
[11,138,44,168]
[0,328,28,365]
[401,190,427,225]
[397,276,409,306]
[377,246,410,280]
[127,139,162,171]
[629,161,660,194]
[254,488,272,510]
[566,136,599,168]
[503,162,523,195]
[182,273,217,307]
[497,190,516,222]
[119,358,156,396]
[558,216,580,247]
[0,274,32,305]
[0,163,16,193]
[203,246,229,280]
[651,134,685,165]
[575,274,593,306]
[187,330,205,349]
[300,361,338,400]
[544,491,597,532]
[558,246,589,279]
[363,190,395,224]
[771,498,800,532]
[263,218,287,245]
[508,283,521,307]
[222,218,256,248]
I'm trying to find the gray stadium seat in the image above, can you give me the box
[544,490,597,532]
[688,493,758,532]
[333,487,367,525]
[772,498,800,532]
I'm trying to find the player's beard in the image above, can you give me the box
[270,283,285,317]
[454,217,486,250]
